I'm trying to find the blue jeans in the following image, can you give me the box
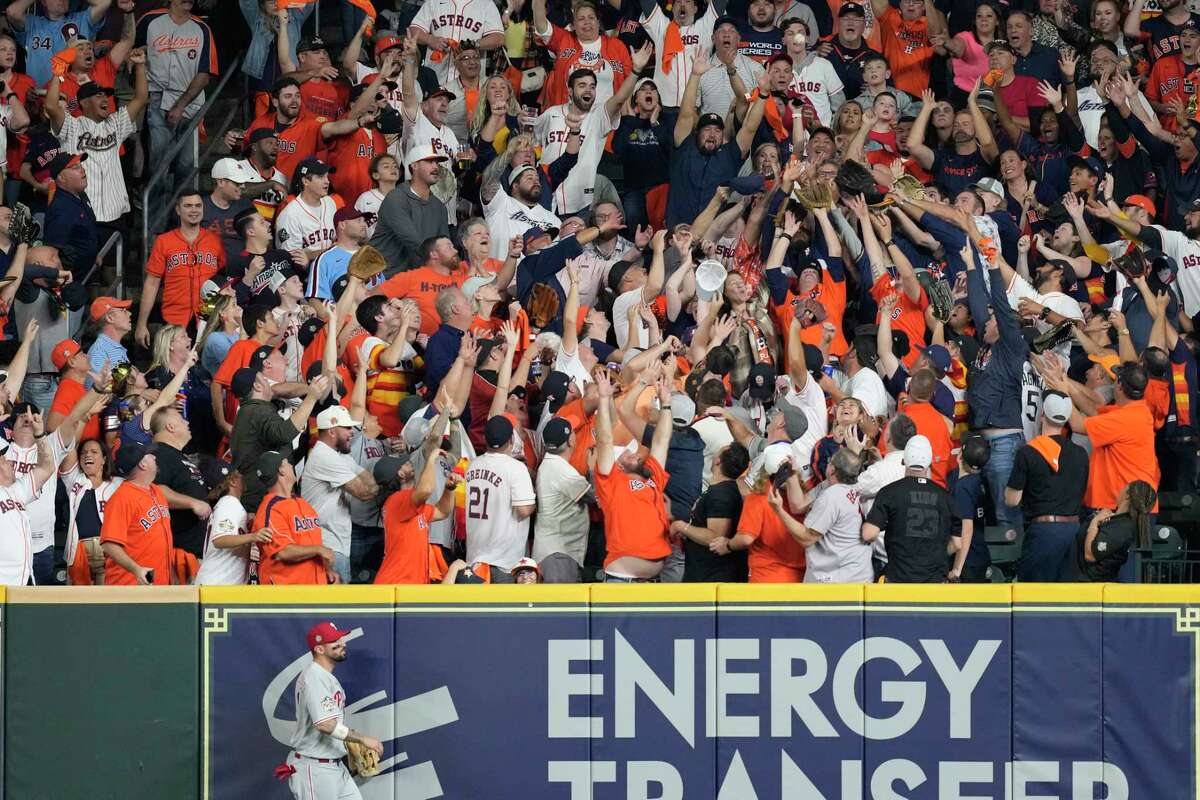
[146,96,197,228]
[1019,521,1078,582]
[332,552,351,586]
[981,432,1025,535]
[349,523,384,584]
[20,375,58,413]
[32,547,55,586]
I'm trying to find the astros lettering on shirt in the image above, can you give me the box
[409,0,504,84]
[275,194,341,252]
[640,2,719,107]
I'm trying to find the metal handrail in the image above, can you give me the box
[139,52,246,267]
[70,230,124,339]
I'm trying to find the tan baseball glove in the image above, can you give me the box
[347,245,387,282]
[792,180,835,210]
[346,741,380,778]
[528,282,561,329]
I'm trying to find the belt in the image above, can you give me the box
[294,753,340,764]
[1030,515,1080,524]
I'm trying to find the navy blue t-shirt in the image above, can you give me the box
[952,471,992,577]
[931,147,991,198]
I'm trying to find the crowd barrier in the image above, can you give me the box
[3,584,1199,799]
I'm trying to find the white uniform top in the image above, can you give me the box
[291,660,348,758]
[409,0,504,86]
[301,440,361,558]
[57,107,138,222]
[1005,272,1083,360]
[355,188,387,237]
[7,432,71,554]
[194,495,251,586]
[275,195,337,253]
[0,102,12,172]
[0,475,38,586]
[398,106,462,226]
[612,287,649,349]
[640,3,719,107]
[790,55,844,127]
[534,102,618,215]
[482,188,561,258]
[1075,85,1154,148]
[61,463,122,568]
[1155,225,1200,316]
[1019,361,1045,444]
[783,375,830,487]
[464,451,535,570]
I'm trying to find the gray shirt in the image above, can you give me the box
[368,184,450,271]
[698,54,765,118]
[14,292,73,375]
[851,86,923,120]
[300,440,362,557]
[348,431,389,528]
[290,661,347,758]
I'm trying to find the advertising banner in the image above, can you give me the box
[201,584,1200,800]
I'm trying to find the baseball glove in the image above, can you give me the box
[1031,320,1076,355]
[918,272,955,323]
[835,161,886,206]
[347,245,387,282]
[528,282,560,329]
[9,203,39,246]
[346,741,380,778]
[891,174,925,202]
[794,297,828,325]
[792,180,835,210]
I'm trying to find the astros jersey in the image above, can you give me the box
[534,102,617,215]
[464,451,535,570]
[375,489,436,584]
[409,0,504,86]
[790,56,845,127]
[57,107,138,222]
[1155,225,1200,316]
[640,3,719,107]
[328,127,385,206]
[0,475,37,586]
[145,227,225,325]
[135,10,219,117]
[6,432,70,554]
[194,495,251,586]
[246,112,326,183]
[275,195,338,253]
[291,660,348,758]
[100,481,173,585]
[255,494,327,585]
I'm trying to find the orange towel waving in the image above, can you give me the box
[50,47,76,78]
[662,21,685,74]
[280,0,377,35]
[1027,435,1063,472]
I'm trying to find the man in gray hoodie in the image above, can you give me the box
[368,144,449,271]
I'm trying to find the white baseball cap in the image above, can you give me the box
[1042,391,1073,425]
[211,157,255,183]
[316,406,363,431]
[462,274,496,300]
[761,442,792,476]
[406,144,449,168]
[903,435,933,469]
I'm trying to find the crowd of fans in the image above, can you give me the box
[0,0,1192,587]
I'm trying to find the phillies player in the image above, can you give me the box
[280,622,384,800]
[409,0,505,86]
[276,156,340,258]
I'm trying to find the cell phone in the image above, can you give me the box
[144,569,155,583]
[771,462,794,491]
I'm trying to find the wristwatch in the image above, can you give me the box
[726,64,737,77]
[1039,306,1051,320]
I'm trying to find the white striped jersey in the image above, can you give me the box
[275,195,337,253]
[56,108,137,222]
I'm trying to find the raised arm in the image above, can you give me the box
[674,52,712,146]
[875,292,902,378]
[735,75,769,158]
[123,48,150,122]
[617,357,661,443]
[605,42,652,119]
[341,14,372,74]
[595,371,617,475]
[967,78,999,162]
[4,0,34,29]
[905,91,937,170]
[487,322,521,420]
[642,228,667,304]
[647,378,673,466]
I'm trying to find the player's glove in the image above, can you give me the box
[835,161,886,206]
[346,741,380,778]
[792,180,835,210]
[347,245,387,282]
[1031,320,1075,355]
[918,272,954,323]
[9,203,40,246]
[528,282,560,329]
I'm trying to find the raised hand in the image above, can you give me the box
[634,224,653,248]
[631,41,653,72]
[844,193,869,221]
[691,51,712,78]
[1017,235,1032,255]
[595,368,613,398]
[1038,80,1063,110]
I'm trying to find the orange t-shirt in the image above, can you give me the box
[1083,400,1160,510]
[328,127,386,209]
[247,112,327,183]
[903,399,956,489]
[100,481,172,585]
[773,273,850,362]
[374,489,435,584]
[877,7,932,97]
[594,455,672,566]
[870,273,928,369]
[377,265,467,336]
[254,494,328,585]
[739,492,806,583]
[49,376,101,442]
[300,78,349,120]
[145,228,225,325]
[555,398,597,477]
[213,338,263,425]
[1145,378,1170,430]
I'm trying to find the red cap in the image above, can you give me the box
[334,207,365,226]
[373,35,404,57]
[89,296,132,322]
[51,339,81,370]
[306,621,348,651]
[1124,194,1156,217]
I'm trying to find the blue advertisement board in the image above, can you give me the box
[201,584,1200,800]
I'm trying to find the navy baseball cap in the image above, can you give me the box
[295,156,335,178]
[1068,154,1105,179]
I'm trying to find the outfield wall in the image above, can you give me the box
[4,584,1200,799]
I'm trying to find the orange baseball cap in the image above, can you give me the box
[90,296,131,322]
[51,339,81,370]
[1088,352,1120,380]
[1124,194,1156,217]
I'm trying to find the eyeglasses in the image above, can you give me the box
[457,54,480,62]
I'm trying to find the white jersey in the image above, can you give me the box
[1076,85,1154,148]
[352,62,417,114]
[275,195,337,252]
[0,475,37,586]
[409,0,504,86]
[194,495,251,585]
[1019,361,1045,444]
[641,3,719,107]
[1005,272,1083,360]
[355,188,388,237]
[398,107,462,226]
[783,375,831,487]
[291,660,348,759]
[61,463,121,569]
[482,188,561,258]
[0,101,11,171]
[57,107,138,222]
[1155,225,1200,316]
[790,55,844,126]
[464,451,535,570]
[7,432,70,553]
[535,102,617,215]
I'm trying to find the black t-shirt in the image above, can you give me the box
[683,480,747,582]
[153,443,209,558]
[867,475,953,583]
[75,488,102,540]
[1067,514,1135,581]
[202,196,253,258]
[825,40,881,100]
[738,24,783,63]
[1006,435,1089,518]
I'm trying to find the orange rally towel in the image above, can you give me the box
[662,21,685,74]
[280,0,377,34]
[50,47,76,78]
[1027,434,1063,472]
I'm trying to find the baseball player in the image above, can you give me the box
[281,621,384,800]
